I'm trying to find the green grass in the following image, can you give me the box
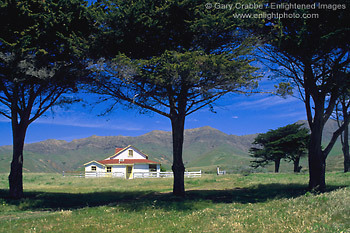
[1,173,350,232]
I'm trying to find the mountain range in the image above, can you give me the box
[0,120,348,173]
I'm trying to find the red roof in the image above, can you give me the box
[98,159,160,165]
[115,148,124,154]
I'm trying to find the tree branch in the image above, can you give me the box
[0,110,11,119]
[324,114,350,158]
[29,88,65,124]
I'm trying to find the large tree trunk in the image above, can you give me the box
[8,121,28,199]
[170,114,186,197]
[274,159,280,173]
[308,119,326,192]
[342,126,350,173]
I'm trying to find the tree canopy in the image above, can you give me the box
[250,123,309,173]
[90,0,261,59]
[92,49,258,117]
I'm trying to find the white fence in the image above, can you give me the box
[84,171,125,178]
[63,171,202,178]
[133,171,202,178]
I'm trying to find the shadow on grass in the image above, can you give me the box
[0,183,346,212]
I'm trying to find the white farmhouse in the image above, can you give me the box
[84,145,161,179]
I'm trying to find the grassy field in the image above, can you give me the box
[1,173,350,232]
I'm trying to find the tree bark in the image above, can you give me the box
[342,126,350,173]
[308,118,326,192]
[170,114,186,197]
[293,155,301,173]
[8,121,28,199]
[274,159,280,173]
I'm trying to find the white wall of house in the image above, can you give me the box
[84,163,161,178]
[85,162,105,173]
[110,165,126,173]
[108,146,146,160]
[84,163,159,174]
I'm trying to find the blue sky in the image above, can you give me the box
[0,81,306,146]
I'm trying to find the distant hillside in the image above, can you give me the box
[296,119,348,142]
[0,126,256,173]
[0,121,348,173]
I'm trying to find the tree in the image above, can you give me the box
[257,0,350,191]
[250,123,309,173]
[284,125,310,173]
[334,80,350,172]
[92,50,258,196]
[0,0,92,199]
[250,133,285,173]
[89,0,261,196]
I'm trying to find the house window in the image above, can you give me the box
[91,166,96,171]
[128,150,133,158]
[149,164,157,172]
[106,166,112,173]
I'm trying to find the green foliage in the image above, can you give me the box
[263,0,350,60]
[160,165,167,172]
[90,0,263,59]
[92,51,259,125]
[274,82,293,97]
[0,0,92,76]
[0,0,93,120]
[93,50,258,117]
[250,123,309,171]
